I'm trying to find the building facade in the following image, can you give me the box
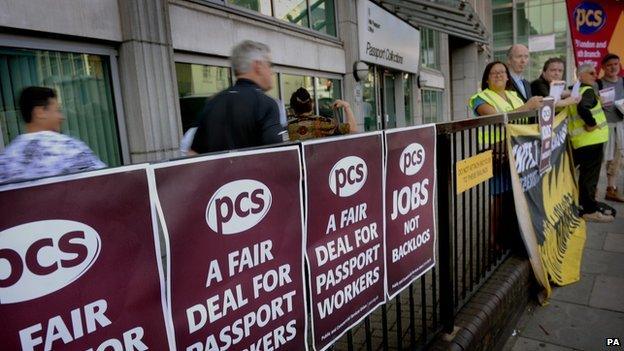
[492,0,575,82]
[0,0,491,165]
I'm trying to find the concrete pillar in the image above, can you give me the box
[337,0,365,131]
[117,0,182,163]
[451,41,480,120]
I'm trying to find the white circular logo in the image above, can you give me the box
[541,105,552,122]
[329,156,368,197]
[0,220,101,304]
[206,179,272,235]
[399,143,425,176]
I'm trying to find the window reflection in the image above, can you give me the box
[315,78,341,119]
[363,69,378,131]
[420,28,440,70]
[282,74,314,118]
[227,0,336,36]
[227,0,272,16]
[175,63,231,132]
[310,0,336,36]
[274,0,309,27]
[0,48,122,166]
[266,73,280,99]
[421,89,443,124]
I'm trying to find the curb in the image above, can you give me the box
[429,255,533,351]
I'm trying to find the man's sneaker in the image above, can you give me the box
[582,211,615,223]
[605,186,624,203]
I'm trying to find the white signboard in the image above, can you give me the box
[357,0,421,74]
[529,34,556,52]
[419,70,445,89]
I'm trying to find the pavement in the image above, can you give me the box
[502,180,624,351]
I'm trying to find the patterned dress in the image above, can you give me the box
[287,114,350,141]
[0,131,106,184]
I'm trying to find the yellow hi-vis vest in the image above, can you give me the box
[567,86,609,149]
[469,89,524,145]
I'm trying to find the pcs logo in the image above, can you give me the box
[0,220,101,304]
[574,2,606,34]
[206,179,272,235]
[400,143,425,176]
[329,156,368,197]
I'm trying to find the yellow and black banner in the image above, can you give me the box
[506,111,586,301]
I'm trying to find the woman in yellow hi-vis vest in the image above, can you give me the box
[568,64,613,223]
[468,61,543,250]
[470,61,543,118]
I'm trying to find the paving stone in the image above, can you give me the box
[584,230,606,250]
[603,233,624,253]
[589,275,624,313]
[519,300,624,351]
[550,273,595,305]
[586,217,624,234]
[508,336,579,351]
[581,248,624,278]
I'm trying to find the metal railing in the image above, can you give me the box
[330,110,536,350]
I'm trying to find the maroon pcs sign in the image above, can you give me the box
[0,166,173,351]
[152,146,307,351]
[302,133,385,351]
[384,125,437,299]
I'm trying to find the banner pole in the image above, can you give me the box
[436,132,455,333]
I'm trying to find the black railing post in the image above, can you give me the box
[436,132,455,333]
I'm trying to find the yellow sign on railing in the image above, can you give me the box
[455,150,493,194]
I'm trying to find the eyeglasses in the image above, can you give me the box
[489,70,507,77]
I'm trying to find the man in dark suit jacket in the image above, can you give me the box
[507,44,532,102]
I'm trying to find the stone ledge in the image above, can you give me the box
[429,255,533,351]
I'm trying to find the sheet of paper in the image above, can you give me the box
[615,99,624,115]
[571,81,581,99]
[549,80,566,102]
[599,87,616,107]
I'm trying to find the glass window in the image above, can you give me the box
[0,47,122,166]
[493,7,513,48]
[526,5,540,35]
[540,4,554,34]
[527,44,566,81]
[227,0,272,16]
[310,0,336,36]
[281,74,314,118]
[516,3,528,41]
[175,63,231,132]
[363,68,378,131]
[274,0,309,28]
[553,1,567,33]
[315,77,341,119]
[227,0,336,36]
[494,50,507,63]
[267,73,280,99]
[493,0,512,6]
[421,89,443,124]
[420,28,440,70]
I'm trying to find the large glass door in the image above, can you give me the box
[363,67,381,131]
[363,66,405,131]
[383,72,397,129]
